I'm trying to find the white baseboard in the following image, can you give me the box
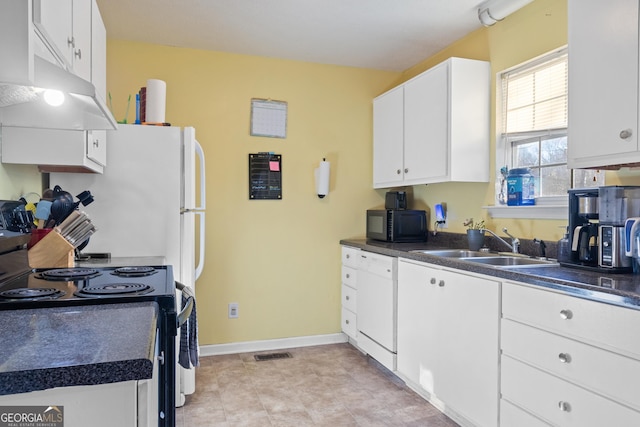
[199,333,349,357]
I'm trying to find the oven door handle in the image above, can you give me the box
[175,281,194,328]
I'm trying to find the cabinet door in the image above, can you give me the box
[72,0,92,81]
[373,86,404,188]
[404,62,448,184]
[33,0,73,67]
[568,0,640,167]
[87,130,106,166]
[437,269,499,427]
[397,259,439,390]
[91,0,107,101]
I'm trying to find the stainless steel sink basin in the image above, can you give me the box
[410,249,497,258]
[409,249,559,269]
[462,256,559,268]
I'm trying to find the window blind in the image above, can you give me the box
[502,51,568,134]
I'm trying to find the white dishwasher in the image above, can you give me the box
[357,251,398,371]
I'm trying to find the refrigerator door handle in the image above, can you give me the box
[195,211,205,280]
[194,139,206,210]
[194,138,205,281]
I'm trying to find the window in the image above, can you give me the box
[497,47,602,206]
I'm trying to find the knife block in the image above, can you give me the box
[28,230,75,268]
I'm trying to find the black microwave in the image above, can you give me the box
[366,209,428,242]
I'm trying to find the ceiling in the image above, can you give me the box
[96,0,487,72]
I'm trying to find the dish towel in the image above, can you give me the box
[179,285,199,369]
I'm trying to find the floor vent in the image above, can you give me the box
[254,352,292,361]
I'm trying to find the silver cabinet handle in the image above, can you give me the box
[345,319,350,325]
[558,401,571,412]
[438,280,445,287]
[346,254,350,259]
[396,169,401,175]
[430,278,436,285]
[620,129,633,139]
[346,273,350,279]
[67,36,75,47]
[75,49,82,60]
[92,138,99,148]
[558,353,572,363]
[345,295,350,301]
[559,309,573,320]
[404,168,409,173]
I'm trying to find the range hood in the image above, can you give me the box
[0,56,117,131]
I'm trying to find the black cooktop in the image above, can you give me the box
[0,265,176,310]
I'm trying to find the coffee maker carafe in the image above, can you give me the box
[566,189,600,267]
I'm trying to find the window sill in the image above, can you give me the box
[484,204,567,220]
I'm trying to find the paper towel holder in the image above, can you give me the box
[315,157,331,199]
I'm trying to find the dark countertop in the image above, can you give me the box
[340,238,640,310]
[0,302,158,395]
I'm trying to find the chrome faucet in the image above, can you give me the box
[481,227,520,253]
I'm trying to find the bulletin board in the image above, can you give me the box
[249,153,282,200]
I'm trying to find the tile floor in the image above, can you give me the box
[176,342,459,426]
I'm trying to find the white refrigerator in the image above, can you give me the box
[51,124,205,407]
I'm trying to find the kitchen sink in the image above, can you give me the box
[410,249,497,258]
[462,256,559,268]
[410,249,559,269]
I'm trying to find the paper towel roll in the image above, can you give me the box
[315,159,330,198]
[146,79,166,123]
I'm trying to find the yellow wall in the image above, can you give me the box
[105,41,398,345]
[0,163,41,200]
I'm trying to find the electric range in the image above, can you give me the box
[0,241,178,427]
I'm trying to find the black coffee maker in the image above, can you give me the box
[567,189,599,267]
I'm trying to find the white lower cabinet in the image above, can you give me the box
[501,281,640,426]
[500,399,550,427]
[0,381,138,427]
[340,246,360,341]
[397,258,499,427]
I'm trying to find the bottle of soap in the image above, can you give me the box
[557,227,571,263]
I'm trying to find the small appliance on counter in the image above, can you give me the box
[599,186,640,270]
[0,200,34,235]
[565,188,599,269]
[385,191,407,210]
[366,209,428,242]
[564,186,640,272]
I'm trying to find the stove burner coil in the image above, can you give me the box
[112,266,157,277]
[0,288,66,300]
[75,283,153,298]
[41,268,100,281]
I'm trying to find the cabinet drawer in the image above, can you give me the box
[341,307,357,339]
[342,284,356,313]
[502,355,640,427]
[359,251,395,280]
[341,265,357,289]
[500,399,550,427]
[341,246,360,268]
[502,319,640,411]
[503,282,640,358]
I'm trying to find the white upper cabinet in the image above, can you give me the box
[33,0,92,79]
[568,0,640,168]
[373,57,490,188]
[1,0,108,173]
[373,86,404,186]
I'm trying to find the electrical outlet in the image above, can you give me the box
[228,303,239,319]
